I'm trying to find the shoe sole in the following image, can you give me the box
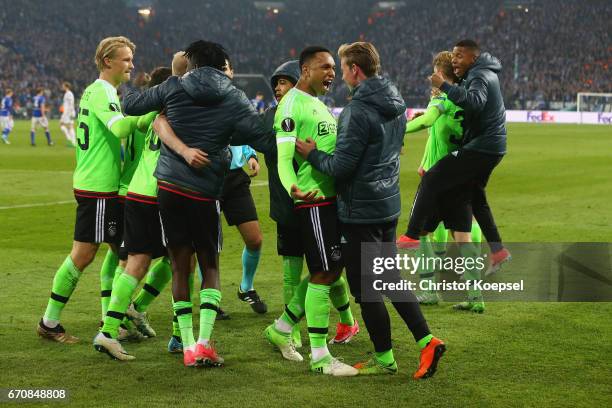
[419,344,446,379]
[418,296,440,306]
[168,346,183,354]
[329,329,360,344]
[396,242,419,250]
[250,304,268,314]
[265,329,303,361]
[36,327,79,344]
[238,295,268,314]
[94,344,134,361]
[453,305,484,313]
[485,255,512,277]
[195,357,224,367]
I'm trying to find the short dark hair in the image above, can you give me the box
[184,40,229,71]
[148,66,172,87]
[299,46,332,69]
[455,39,480,52]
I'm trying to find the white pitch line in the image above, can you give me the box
[0,200,74,210]
[0,182,269,210]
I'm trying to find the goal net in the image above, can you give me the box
[576,93,612,112]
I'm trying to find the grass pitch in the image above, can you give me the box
[0,120,610,407]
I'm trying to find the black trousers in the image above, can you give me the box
[342,220,430,352]
[406,149,504,252]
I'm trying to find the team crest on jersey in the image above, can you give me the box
[281,118,295,132]
[108,221,117,237]
[109,102,121,112]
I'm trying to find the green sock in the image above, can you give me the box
[329,276,354,326]
[112,264,125,288]
[43,256,82,323]
[99,249,119,320]
[282,256,303,305]
[305,282,331,350]
[198,288,222,342]
[417,334,434,349]
[471,221,482,244]
[432,223,449,255]
[172,314,181,338]
[418,236,436,288]
[280,277,309,327]
[375,349,396,365]
[170,273,194,339]
[133,257,172,312]
[101,273,139,339]
[459,242,483,300]
[173,301,195,349]
[111,264,126,329]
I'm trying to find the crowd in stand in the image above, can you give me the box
[0,0,609,112]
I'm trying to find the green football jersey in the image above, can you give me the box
[119,127,146,196]
[73,79,124,192]
[127,117,161,199]
[274,88,337,202]
[422,93,464,171]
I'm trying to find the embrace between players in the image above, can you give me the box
[36,35,509,379]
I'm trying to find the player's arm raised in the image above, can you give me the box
[438,75,488,113]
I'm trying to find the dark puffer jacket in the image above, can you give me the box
[123,67,275,198]
[440,52,507,155]
[263,60,301,227]
[307,76,406,224]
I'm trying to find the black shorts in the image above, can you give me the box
[423,183,473,233]
[221,169,258,226]
[123,195,168,259]
[157,183,222,252]
[276,224,304,257]
[73,190,123,245]
[296,200,342,274]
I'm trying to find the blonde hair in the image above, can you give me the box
[337,42,381,77]
[431,51,458,97]
[95,36,135,72]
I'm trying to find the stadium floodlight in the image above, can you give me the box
[253,2,286,12]
[576,93,612,112]
[375,2,406,11]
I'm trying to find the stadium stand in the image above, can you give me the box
[0,0,609,111]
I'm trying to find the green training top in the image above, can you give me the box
[405,92,464,171]
[119,127,146,196]
[73,79,125,193]
[274,88,337,202]
[127,113,160,199]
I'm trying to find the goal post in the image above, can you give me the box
[576,92,612,112]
